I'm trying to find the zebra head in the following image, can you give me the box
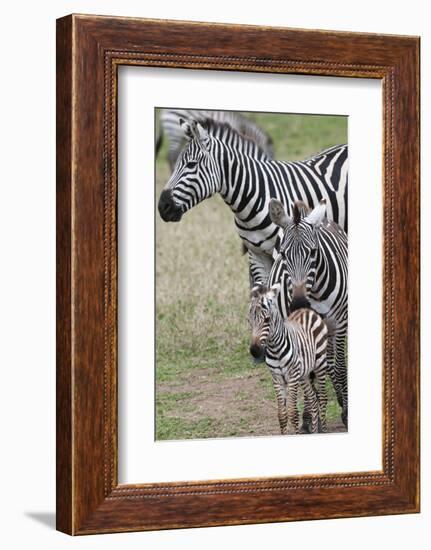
[269,199,327,312]
[248,283,281,362]
[158,119,222,222]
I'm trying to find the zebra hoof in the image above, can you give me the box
[301,412,312,434]
[342,411,348,428]
[300,422,311,434]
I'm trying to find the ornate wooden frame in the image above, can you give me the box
[56,14,420,535]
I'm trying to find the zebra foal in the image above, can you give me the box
[248,283,329,434]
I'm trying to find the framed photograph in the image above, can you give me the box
[56,14,420,535]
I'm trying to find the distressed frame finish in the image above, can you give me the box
[56,14,420,535]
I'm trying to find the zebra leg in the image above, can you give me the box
[326,335,344,411]
[272,379,288,434]
[248,249,273,288]
[334,334,348,428]
[168,146,179,171]
[300,374,314,433]
[301,377,320,433]
[314,368,328,432]
[286,380,300,434]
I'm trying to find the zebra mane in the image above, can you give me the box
[191,117,269,158]
[292,201,310,225]
[197,117,245,138]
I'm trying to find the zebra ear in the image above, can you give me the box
[179,118,194,140]
[195,122,210,152]
[196,122,209,141]
[269,199,289,228]
[304,199,327,226]
[267,283,281,302]
[180,120,210,150]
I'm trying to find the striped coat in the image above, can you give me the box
[249,284,329,434]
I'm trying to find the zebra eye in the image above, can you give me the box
[186,160,198,169]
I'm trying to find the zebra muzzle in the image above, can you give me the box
[290,283,310,312]
[249,342,266,363]
[158,189,183,222]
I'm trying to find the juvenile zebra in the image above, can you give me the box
[156,108,274,169]
[248,283,329,434]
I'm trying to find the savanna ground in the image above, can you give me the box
[155,110,348,440]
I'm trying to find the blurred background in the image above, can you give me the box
[155,109,347,440]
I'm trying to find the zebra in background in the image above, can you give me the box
[248,283,329,434]
[156,108,274,169]
[158,117,348,288]
[268,199,348,427]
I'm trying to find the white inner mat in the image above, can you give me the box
[118,66,382,484]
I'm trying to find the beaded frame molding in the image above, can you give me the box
[56,14,420,535]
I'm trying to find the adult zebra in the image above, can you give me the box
[158,117,348,287]
[156,108,274,169]
[268,199,348,427]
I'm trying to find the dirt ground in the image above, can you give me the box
[157,366,346,439]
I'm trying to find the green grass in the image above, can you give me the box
[155,110,347,440]
[156,416,219,441]
[247,112,347,160]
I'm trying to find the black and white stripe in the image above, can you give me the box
[249,284,329,434]
[268,200,348,427]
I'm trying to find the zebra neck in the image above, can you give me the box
[307,228,348,321]
[309,247,328,304]
[219,152,266,217]
[267,307,292,357]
